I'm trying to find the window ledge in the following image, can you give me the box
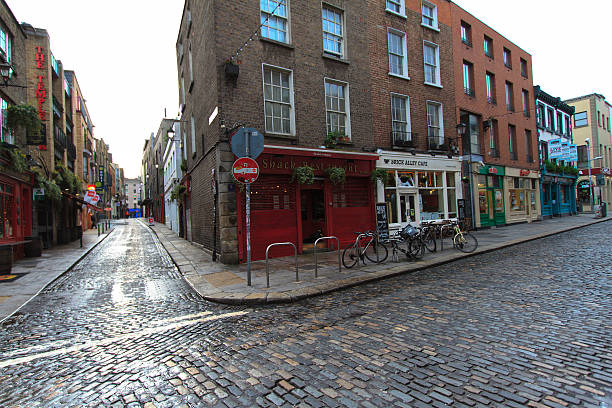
[260,37,295,50]
[322,53,349,65]
[424,82,443,89]
[421,23,440,32]
[386,9,407,19]
[389,72,410,81]
[264,132,296,141]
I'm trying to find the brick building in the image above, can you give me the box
[450,3,540,228]
[176,0,379,263]
[370,0,462,232]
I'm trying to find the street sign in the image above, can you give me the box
[232,157,260,184]
[231,127,264,159]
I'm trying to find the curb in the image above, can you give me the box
[150,217,611,306]
[0,227,117,325]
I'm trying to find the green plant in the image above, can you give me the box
[6,105,42,137]
[324,132,338,148]
[325,167,346,185]
[563,165,578,176]
[52,162,80,194]
[370,169,389,185]
[180,159,188,172]
[8,149,28,173]
[292,166,315,185]
[42,178,62,201]
[170,184,187,201]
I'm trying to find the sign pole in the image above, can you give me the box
[246,182,252,286]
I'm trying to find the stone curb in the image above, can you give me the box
[0,227,116,324]
[150,217,611,306]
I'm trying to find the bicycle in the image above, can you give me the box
[342,230,388,268]
[417,221,437,253]
[389,230,425,262]
[451,219,478,253]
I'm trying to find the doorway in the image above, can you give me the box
[301,188,325,246]
[478,175,505,227]
[399,193,416,224]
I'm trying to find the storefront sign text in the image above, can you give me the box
[488,167,498,174]
[261,158,363,175]
[520,169,530,176]
[383,159,429,167]
[35,47,47,122]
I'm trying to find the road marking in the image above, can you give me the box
[0,310,248,368]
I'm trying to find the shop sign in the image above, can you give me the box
[375,203,389,241]
[520,169,530,176]
[34,47,48,122]
[98,169,104,184]
[33,188,45,201]
[87,184,96,191]
[479,165,505,176]
[261,157,365,175]
[560,141,570,161]
[548,139,562,159]
[577,180,591,189]
[232,157,260,184]
[569,144,578,161]
[488,167,498,174]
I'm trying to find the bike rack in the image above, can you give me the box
[313,236,341,277]
[265,242,298,288]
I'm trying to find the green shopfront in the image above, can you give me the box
[477,165,505,227]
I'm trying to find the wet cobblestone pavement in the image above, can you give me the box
[0,220,610,407]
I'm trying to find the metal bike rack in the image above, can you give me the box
[265,242,298,288]
[313,236,340,277]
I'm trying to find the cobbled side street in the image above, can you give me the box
[0,220,610,407]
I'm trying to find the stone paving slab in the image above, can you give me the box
[145,215,611,306]
[0,225,116,322]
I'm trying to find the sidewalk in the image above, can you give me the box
[148,215,611,305]
[0,224,117,322]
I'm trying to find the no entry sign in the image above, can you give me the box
[232,157,259,184]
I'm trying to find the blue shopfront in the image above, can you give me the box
[540,170,577,217]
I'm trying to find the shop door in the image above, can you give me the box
[399,193,417,224]
[301,187,325,244]
[479,176,505,226]
[479,189,494,227]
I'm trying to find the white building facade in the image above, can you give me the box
[163,122,182,234]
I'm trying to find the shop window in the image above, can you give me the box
[385,190,398,224]
[447,188,457,218]
[333,179,369,207]
[419,188,444,220]
[250,176,295,211]
[446,172,455,187]
[509,189,525,212]
[0,183,15,239]
[561,186,568,203]
[397,171,415,187]
[385,170,397,188]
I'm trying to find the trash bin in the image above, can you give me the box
[24,236,42,257]
[602,202,608,217]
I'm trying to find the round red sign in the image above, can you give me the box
[232,157,260,184]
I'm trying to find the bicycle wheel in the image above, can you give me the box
[408,238,425,259]
[423,229,436,253]
[364,241,388,263]
[342,244,359,268]
[453,232,478,253]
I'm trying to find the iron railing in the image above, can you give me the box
[390,131,415,148]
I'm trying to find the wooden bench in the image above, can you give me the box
[0,240,32,274]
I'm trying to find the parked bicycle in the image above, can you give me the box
[450,219,478,253]
[417,221,437,253]
[342,230,388,268]
[389,224,425,261]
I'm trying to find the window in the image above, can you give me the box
[577,145,588,164]
[508,124,517,160]
[505,81,514,111]
[0,97,13,144]
[460,21,472,46]
[426,102,444,147]
[190,115,196,156]
[467,113,480,154]
[463,61,474,96]
[537,104,545,127]
[263,66,293,135]
[388,29,408,77]
[421,1,438,29]
[564,116,570,136]
[525,129,533,162]
[557,112,563,133]
[423,42,440,86]
[188,43,194,87]
[0,25,12,64]
[390,94,411,144]
[325,79,350,137]
[322,6,344,58]
[522,90,530,117]
[0,183,15,239]
[547,108,554,130]
[261,0,288,43]
[486,72,496,104]
[386,0,405,16]
[180,72,186,106]
[488,119,499,157]
[598,111,601,126]
[520,58,528,78]
[484,35,493,58]
[503,48,512,68]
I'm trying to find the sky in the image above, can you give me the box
[7,1,610,178]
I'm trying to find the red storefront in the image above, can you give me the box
[237,146,378,261]
[0,170,34,260]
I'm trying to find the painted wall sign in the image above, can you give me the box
[34,47,47,122]
[548,139,562,159]
[569,144,578,162]
[520,169,530,176]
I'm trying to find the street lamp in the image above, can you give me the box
[0,61,26,88]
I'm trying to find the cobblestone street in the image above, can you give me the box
[0,221,610,407]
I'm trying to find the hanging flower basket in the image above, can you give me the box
[325,167,346,185]
[224,61,240,79]
[292,166,315,185]
[370,169,388,185]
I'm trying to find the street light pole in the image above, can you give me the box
[585,139,593,210]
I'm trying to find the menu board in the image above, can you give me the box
[376,203,390,241]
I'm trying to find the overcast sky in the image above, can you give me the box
[7,1,609,178]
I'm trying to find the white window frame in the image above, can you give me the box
[0,97,13,145]
[386,0,405,17]
[390,93,411,143]
[421,0,438,30]
[426,101,444,145]
[324,78,351,139]
[188,42,194,86]
[387,28,409,79]
[322,5,344,58]
[423,41,441,87]
[180,72,186,106]
[190,115,196,155]
[0,26,12,63]
[262,64,295,136]
[260,0,290,44]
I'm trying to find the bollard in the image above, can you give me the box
[98,224,100,236]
